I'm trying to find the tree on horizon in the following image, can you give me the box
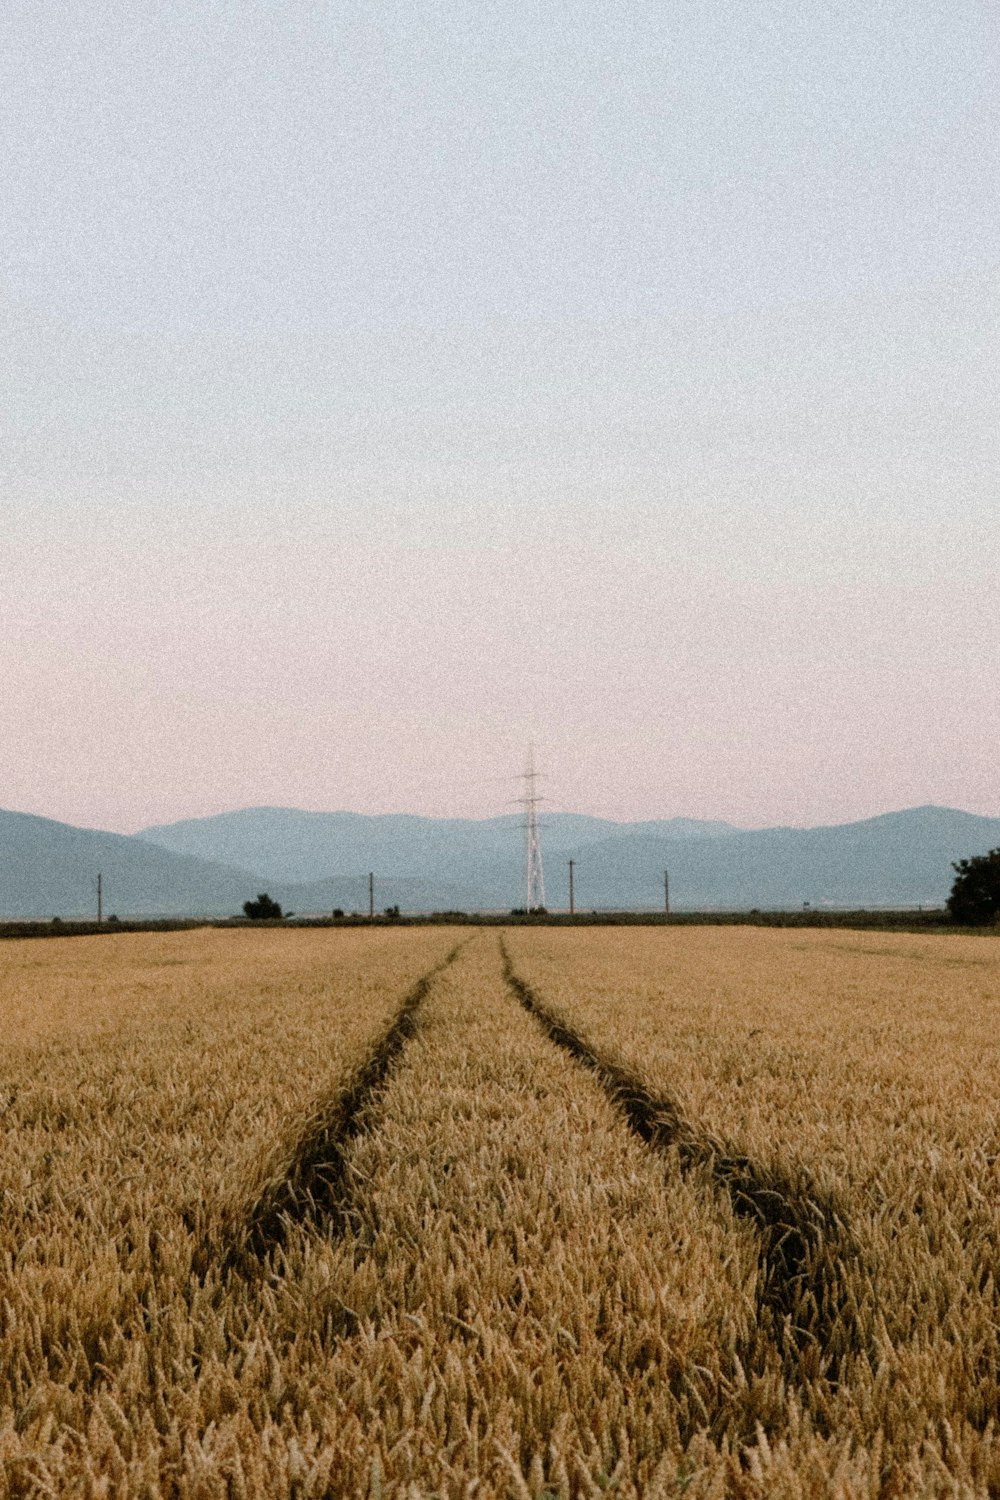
[947,850,1000,925]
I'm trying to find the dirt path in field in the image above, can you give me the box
[282,930,761,1493]
[214,939,467,1273]
[499,935,863,1400]
[203,931,867,1487]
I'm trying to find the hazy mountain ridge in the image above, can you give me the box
[0,809,465,918]
[547,806,1000,911]
[2,803,999,917]
[0,809,264,919]
[137,808,737,885]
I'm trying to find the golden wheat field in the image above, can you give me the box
[3,924,1000,1498]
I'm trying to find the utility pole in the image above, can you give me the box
[97,872,103,925]
[517,747,546,912]
[568,859,575,916]
[369,872,374,922]
[663,869,670,915]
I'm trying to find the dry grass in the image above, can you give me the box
[505,924,1000,1494]
[249,935,764,1496]
[3,924,1000,1496]
[0,926,455,1496]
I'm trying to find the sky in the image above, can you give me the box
[2,0,998,833]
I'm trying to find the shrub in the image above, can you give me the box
[243,894,283,921]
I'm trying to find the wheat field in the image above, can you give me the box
[2,924,1000,1497]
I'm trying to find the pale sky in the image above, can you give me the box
[2,0,998,833]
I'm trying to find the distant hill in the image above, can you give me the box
[136,803,1000,911]
[544,806,1000,911]
[0,809,262,918]
[139,803,1000,911]
[137,807,736,886]
[0,809,464,918]
[3,803,999,917]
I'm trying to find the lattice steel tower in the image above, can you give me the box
[519,747,546,911]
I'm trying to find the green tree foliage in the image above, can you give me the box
[242,893,283,921]
[947,849,1000,925]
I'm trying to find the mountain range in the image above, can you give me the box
[1,803,998,918]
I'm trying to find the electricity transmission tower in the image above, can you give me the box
[518,748,546,911]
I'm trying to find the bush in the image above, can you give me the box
[243,893,283,921]
[947,849,1000,925]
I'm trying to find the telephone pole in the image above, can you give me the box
[568,859,575,916]
[663,869,670,915]
[369,872,374,921]
[97,872,103,925]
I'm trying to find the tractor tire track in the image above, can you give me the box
[500,938,863,1391]
[210,941,466,1275]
